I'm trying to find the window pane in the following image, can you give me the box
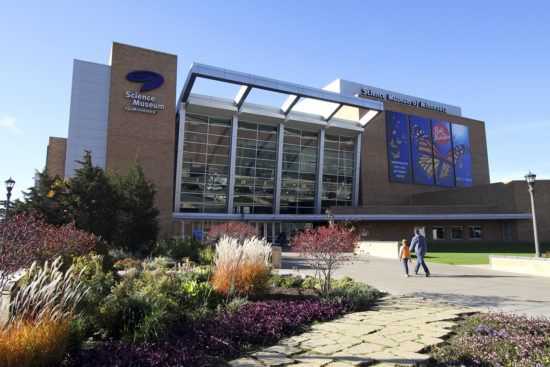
[184,131,207,143]
[451,226,464,240]
[432,227,446,240]
[469,226,482,239]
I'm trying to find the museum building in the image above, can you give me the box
[45,42,549,245]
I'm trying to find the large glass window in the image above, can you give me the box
[180,114,230,213]
[233,121,277,214]
[321,134,355,212]
[280,128,318,214]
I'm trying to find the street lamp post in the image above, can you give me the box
[4,177,15,223]
[524,171,540,258]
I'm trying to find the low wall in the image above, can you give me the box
[490,255,550,277]
[0,270,26,328]
[357,241,400,259]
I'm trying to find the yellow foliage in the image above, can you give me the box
[47,190,55,198]
[0,314,71,367]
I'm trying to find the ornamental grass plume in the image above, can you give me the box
[0,313,71,367]
[211,236,271,298]
[0,257,88,366]
[7,256,88,327]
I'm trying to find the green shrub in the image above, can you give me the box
[72,254,118,315]
[324,277,380,310]
[302,276,319,289]
[96,277,177,343]
[92,258,217,342]
[66,316,87,355]
[198,246,216,265]
[268,274,306,288]
[154,236,201,263]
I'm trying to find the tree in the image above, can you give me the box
[112,158,159,253]
[13,171,72,225]
[68,151,119,243]
[290,223,358,294]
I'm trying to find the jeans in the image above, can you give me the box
[402,258,410,275]
[414,253,430,275]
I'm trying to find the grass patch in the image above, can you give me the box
[419,243,550,265]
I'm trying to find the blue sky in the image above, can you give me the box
[1,0,549,200]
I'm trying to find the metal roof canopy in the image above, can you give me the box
[177,63,384,123]
[172,212,532,221]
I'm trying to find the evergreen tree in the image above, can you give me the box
[113,157,159,253]
[13,171,72,225]
[68,150,119,243]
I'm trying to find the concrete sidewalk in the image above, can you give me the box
[280,252,550,318]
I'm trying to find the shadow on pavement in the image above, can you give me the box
[281,257,315,270]
[411,291,547,309]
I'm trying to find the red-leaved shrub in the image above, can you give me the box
[290,224,358,293]
[208,221,260,244]
[0,212,98,287]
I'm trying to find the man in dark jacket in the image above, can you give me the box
[410,227,431,277]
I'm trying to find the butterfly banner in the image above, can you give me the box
[386,111,412,183]
[410,115,435,185]
[452,123,473,187]
[431,120,455,187]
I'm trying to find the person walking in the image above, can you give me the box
[410,227,431,277]
[398,239,412,277]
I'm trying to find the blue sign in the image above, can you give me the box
[410,115,434,185]
[452,124,473,187]
[386,111,412,183]
[432,120,455,187]
[126,70,164,92]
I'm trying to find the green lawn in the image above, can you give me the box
[415,242,550,265]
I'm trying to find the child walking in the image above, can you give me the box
[399,239,412,277]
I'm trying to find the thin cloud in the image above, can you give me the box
[0,116,24,136]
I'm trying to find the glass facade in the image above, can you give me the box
[179,114,231,213]
[180,219,313,244]
[321,134,355,212]
[178,113,358,216]
[233,121,277,214]
[280,128,318,214]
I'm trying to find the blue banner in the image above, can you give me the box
[452,124,473,187]
[410,115,434,185]
[386,111,412,183]
[431,120,455,186]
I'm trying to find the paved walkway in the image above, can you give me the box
[229,294,474,366]
[281,252,550,318]
[228,253,550,366]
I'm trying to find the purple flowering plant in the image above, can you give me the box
[430,311,550,367]
[63,299,351,367]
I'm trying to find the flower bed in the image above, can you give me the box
[63,299,350,366]
[430,311,550,366]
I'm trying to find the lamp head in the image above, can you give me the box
[5,177,15,193]
[525,171,536,189]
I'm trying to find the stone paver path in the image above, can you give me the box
[228,295,475,366]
